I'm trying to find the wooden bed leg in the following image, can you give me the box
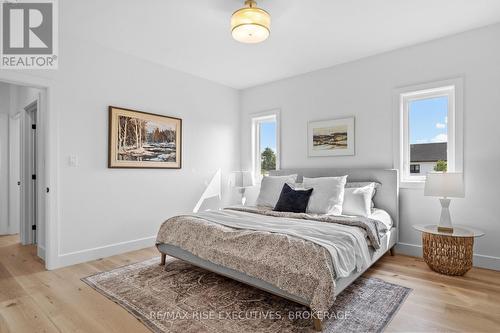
[160,253,166,266]
[313,317,322,331]
[390,247,395,256]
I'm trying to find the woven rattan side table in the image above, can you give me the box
[413,224,484,276]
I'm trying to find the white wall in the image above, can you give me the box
[0,83,11,235]
[8,115,20,235]
[51,41,239,267]
[240,24,500,270]
[1,1,241,268]
[8,85,20,235]
[0,113,7,235]
[3,3,498,270]
[17,87,40,112]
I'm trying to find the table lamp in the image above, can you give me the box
[424,172,464,233]
[230,171,253,205]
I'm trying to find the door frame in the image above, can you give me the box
[0,71,59,270]
[20,100,39,247]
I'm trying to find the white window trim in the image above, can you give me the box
[393,78,463,189]
[251,109,281,183]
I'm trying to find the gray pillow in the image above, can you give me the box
[302,176,347,215]
[342,183,376,217]
[256,174,298,207]
[345,181,381,208]
[345,181,381,193]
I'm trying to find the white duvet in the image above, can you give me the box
[197,209,372,278]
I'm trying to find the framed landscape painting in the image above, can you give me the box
[308,117,355,156]
[108,106,182,169]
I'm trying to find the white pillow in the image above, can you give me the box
[342,183,376,217]
[302,176,347,215]
[256,174,298,207]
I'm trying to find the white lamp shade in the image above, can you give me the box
[230,171,254,188]
[424,172,464,198]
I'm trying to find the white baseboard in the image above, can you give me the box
[37,245,46,260]
[56,236,156,269]
[396,242,500,271]
[395,242,423,257]
[51,237,500,272]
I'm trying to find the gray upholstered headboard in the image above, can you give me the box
[270,168,399,228]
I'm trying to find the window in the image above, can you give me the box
[410,164,420,174]
[251,110,280,181]
[395,79,463,186]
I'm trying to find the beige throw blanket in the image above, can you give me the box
[156,207,378,314]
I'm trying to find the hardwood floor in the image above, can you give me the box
[1,234,499,332]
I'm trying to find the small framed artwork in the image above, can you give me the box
[308,117,355,156]
[108,106,182,169]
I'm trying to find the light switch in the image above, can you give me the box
[68,155,79,167]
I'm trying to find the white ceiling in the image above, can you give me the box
[64,0,500,89]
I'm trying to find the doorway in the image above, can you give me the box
[0,81,45,260]
[23,101,39,245]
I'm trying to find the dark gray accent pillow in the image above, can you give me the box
[273,184,314,213]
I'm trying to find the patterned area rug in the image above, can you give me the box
[82,258,411,333]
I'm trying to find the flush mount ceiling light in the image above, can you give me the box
[231,0,271,44]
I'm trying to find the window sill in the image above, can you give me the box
[400,180,425,189]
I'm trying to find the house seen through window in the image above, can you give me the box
[409,96,448,175]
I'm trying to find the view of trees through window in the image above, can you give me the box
[434,160,447,172]
[259,121,277,175]
[409,96,448,175]
[261,147,276,174]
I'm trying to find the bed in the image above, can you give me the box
[156,168,399,331]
